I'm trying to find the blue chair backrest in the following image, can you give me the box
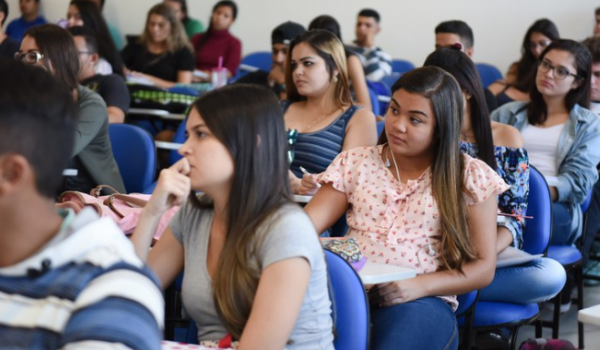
[109,124,156,193]
[325,249,370,350]
[381,73,402,90]
[168,119,187,166]
[522,166,552,255]
[475,63,503,89]
[368,87,381,116]
[376,121,385,139]
[391,59,415,74]
[236,51,272,79]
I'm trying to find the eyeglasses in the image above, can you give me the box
[538,60,580,80]
[14,50,44,64]
[528,40,552,50]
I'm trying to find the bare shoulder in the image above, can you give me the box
[348,106,376,126]
[491,121,523,148]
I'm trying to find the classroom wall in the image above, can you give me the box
[5,0,599,74]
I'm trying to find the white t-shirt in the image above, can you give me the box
[522,123,565,177]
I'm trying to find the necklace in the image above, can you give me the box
[387,145,401,183]
[304,113,331,131]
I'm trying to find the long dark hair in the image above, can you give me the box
[527,39,592,125]
[424,48,496,170]
[194,0,237,52]
[513,19,560,92]
[188,84,292,339]
[25,24,80,91]
[379,67,476,272]
[69,0,124,77]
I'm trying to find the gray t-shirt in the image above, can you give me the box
[170,200,334,350]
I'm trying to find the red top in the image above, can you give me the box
[191,29,242,75]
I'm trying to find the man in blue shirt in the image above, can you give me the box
[6,0,46,42]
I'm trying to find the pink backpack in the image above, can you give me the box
[519,338,577,350]
[57,185,179,242]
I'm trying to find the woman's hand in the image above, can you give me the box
[289,170,319,195]
[368,278,425,307]
[145,158,191,216]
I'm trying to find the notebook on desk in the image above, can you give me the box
[496,246,543,268]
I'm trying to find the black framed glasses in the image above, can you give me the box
[537,60,580,80]
[14,50,44,64]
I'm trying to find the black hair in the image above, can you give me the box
[513,19,560,92]
[25,24,80,91]
[69,0,124,77]
[194,0,237,51]
[0,59,76,198]
[424,48,496,170]
[308,15,342,41]
[528,39,592,125]
[67,25,98,54]
[166,0,189,20]
[358,8,380,23]
[435,20,474,49]
[0,0,8,27]
[596,7,600,16]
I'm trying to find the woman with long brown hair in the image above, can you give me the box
[121,3,194,88]
[304,67,508,349]
[131,84,334,349]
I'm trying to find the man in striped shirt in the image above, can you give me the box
[348,9,392,82]
[0,60,163,349]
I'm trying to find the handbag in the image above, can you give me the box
[56,185,179,242]
[320,237,367,271]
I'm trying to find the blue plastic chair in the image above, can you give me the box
[235,51,272,80]
[475,63,503,89]
[368,86,381,116]
[458,166,551,350]
[391,59,415,74]
[109,124,156,193]
[456,290,479,350]
[381,73,402,90]
[541,190,592,348]
[376,120,385,139]
[167,118,187,166]
[325,249,370,350]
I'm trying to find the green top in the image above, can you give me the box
[184,17,204,39]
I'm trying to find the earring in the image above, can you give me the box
[333,75,338,83]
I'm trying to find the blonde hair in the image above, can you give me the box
[140,3,192,54]
[285,29,352,108]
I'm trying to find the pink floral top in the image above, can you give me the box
[316,145,509,310]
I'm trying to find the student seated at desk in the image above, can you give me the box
[69,26,129,124]
[18,24,124,194]
[0,59,162,350]
[131,84,334,349]
[284,30,376,195]
[304,67,509,350]
[121,3,194,89]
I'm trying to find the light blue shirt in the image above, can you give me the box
[491,101,600,241]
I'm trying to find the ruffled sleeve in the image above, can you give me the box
[315,151,350,194]
[463,154,510,206]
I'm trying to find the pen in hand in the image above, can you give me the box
[299,166,321,188]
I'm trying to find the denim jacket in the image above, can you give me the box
[491,101,600,241]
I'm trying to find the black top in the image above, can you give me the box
[484,88,498,113]
[81,74,131,114]
[121,43,195,82]
[0,36,20,59]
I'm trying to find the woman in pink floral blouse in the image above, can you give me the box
[304,67,509,349]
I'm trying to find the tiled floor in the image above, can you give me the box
[514,283,600,350]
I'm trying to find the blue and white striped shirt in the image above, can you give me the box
[0,209,164,349]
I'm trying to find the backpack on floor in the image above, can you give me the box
[519,338,577,350]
